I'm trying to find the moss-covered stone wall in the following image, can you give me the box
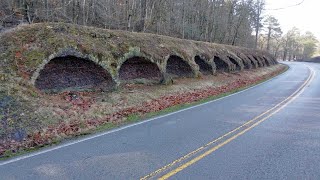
[0,23,277,93]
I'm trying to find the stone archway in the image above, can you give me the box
[35,56,116,93]
[213,56,229,72]
[242,58,252,69]
[228,57,241,71]
[263,57,271,66]
[253,56,264,67]
[119,56,162,83]
[194,55,213,75]
[166,55,194,78]
[247,55,258,68]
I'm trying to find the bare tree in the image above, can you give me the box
[252,0,265,49]
[263,15,282,51]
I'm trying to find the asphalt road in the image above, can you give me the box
[1,62,320,180]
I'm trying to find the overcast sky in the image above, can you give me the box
[265,0,320,39]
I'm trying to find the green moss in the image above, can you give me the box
[95,122,117,132]
[68,25,81,36]
[126,114,140,123]
[24,50,46,69]
[46,37,60,50]
[29,91,38,98]
[118,47,141,62]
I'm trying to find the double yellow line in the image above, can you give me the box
[141,66,315,180]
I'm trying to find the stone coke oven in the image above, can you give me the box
[194,56,213,75]
[247,55,258,68]
[119,56,162,83]
[35,56,116,93]
[213,56,229,72]
[166,55,194,78]
[228,57,241,71]
[263,57,271,66]
[253,56,264,67]
[242,57,252,69]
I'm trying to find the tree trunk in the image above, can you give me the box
[140,0,147,32]
[45,0,49,22]
[182,0,185,39]
[266,26,271,51]
[23,0,32,24]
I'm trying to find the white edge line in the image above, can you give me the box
[0,65,290,166]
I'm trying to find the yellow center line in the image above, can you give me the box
[158,66,314,180]
[140,66,314,180]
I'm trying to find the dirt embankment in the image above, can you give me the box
[0,64,286,158]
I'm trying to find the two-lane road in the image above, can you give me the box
[1,62,320,179]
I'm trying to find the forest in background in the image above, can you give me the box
[0,0,318,60]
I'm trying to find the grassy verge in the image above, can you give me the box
[0,65,288,160]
